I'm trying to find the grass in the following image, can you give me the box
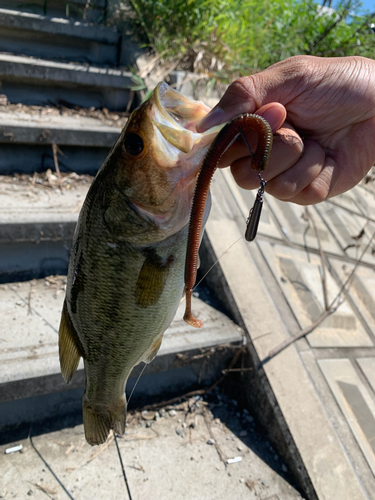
[109,0,375,85]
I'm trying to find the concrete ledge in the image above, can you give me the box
[0,111,121,146]
[0,8,119,43]
[0,178,87,280]
[0,143,110,175]
[0,54,134,108]
[200,171,372,500]
[0,9,121,66]
[0,108,123,174]
[2,0,106,22]
[0,54,132,88]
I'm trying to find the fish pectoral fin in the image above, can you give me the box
[59,301,81,383]
[135,252,174,307]
[83,396,126,446]
[143,335,163,363]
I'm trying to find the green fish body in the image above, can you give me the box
[59,83,222,445]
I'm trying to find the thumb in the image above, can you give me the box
[197,94,286,134]
[197,77,264,131]
[197,56,308,132]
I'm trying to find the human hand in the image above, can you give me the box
[198,55,375,205]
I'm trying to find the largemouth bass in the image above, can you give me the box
[58,83,223,446]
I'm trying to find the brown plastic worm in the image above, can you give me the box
[183,113,273,328]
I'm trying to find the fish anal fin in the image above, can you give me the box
[135,253,174,307]
[59,301,81,384]
[83,396,126,446]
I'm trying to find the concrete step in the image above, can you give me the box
[0,8,120,66]
[0,0,107,23]
[0,277,244,436]
[0,106,125,175]
[0,53,135,109]
[0,174,90,282]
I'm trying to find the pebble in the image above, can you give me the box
[282,464,288,473]
[246,415,254,423]
[169,410,177,417]
[239,430,248,437]
[243,408,249,415]
[239,478,245,484]
[176,428,184,436]
[159,409,166,417]
[207,438,215,445]
[145,421,152,428]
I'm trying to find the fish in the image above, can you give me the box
[58,82,223,446]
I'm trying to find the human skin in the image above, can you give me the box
[197,55,375,205]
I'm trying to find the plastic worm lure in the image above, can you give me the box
[183,113,273,328]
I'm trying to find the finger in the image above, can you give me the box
[228,123,304,188]
[266,140,328,203]
[289,157,339,205]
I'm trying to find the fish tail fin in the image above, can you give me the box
[59,300,81,383]
[83,396,126,446]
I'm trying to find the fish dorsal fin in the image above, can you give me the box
[135,251,174,307]
[59,300,81,383]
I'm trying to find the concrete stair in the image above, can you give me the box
[0,8,120,66]
[0,278,243,438]
[0,0,241,443]
[0,107,124,174]
[0,53,134,109]
[0,0,107,23]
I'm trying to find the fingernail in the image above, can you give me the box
[197,107,226,132]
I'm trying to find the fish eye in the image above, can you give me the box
[124,133,144,156]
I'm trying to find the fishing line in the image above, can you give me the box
[114,433,133,500]
[28,425,75,500]
[192,236,243,291]
[127,362,147,406]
